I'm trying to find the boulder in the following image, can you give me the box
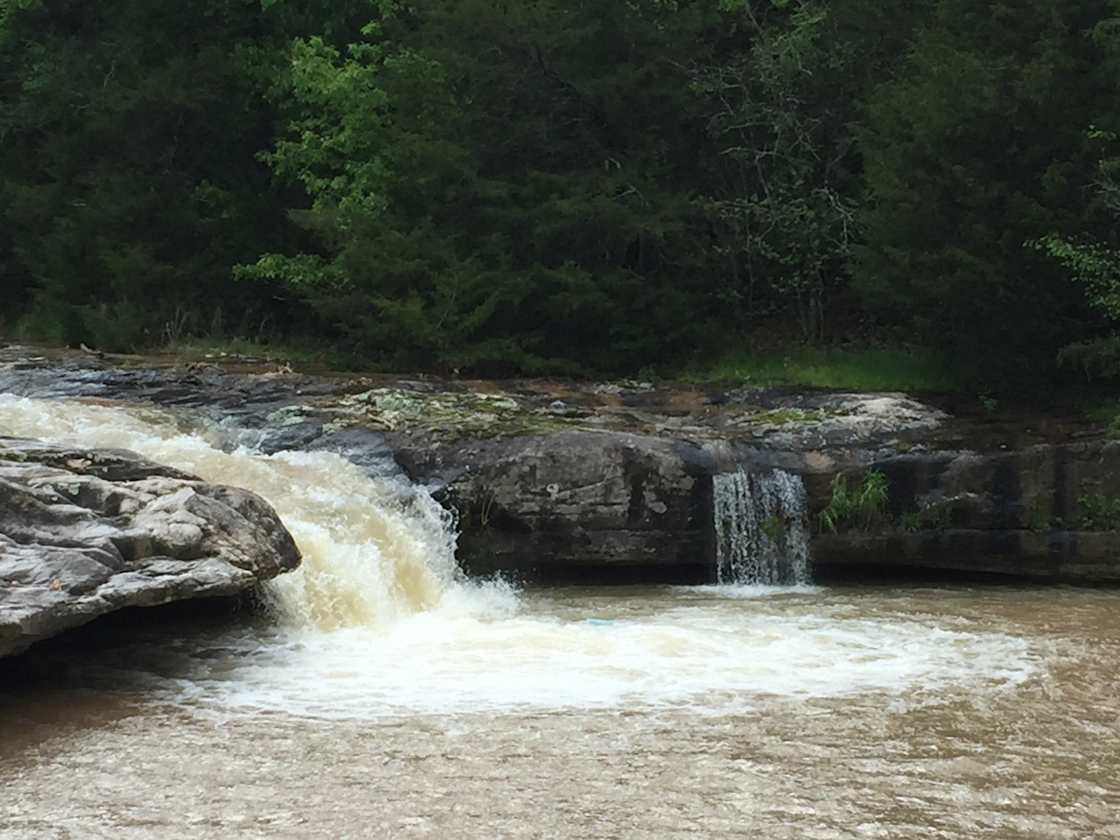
[399,430,716,582]
[0,437,300,657]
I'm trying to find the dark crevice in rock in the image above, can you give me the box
[0,593,258,688]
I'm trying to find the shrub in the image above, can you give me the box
[818,469,889,533]
[1077,494,1120,530]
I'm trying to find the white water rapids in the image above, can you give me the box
[0,395,1036,719]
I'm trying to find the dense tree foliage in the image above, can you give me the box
[856,0,1117,374]
[3,0,1120,385]
[696,0,919,343]
[1035,16,1120,379]
[241,0,727,372]
[0,0,285,346]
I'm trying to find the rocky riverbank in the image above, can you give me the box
[0,435,300,657]
[0,344,1116,586]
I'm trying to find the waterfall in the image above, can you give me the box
[0,394,478,629]
[0,395,1044,726]
[713,468,810,586]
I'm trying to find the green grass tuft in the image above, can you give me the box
[678,347,974,393]
[818,469,890,533]
[1077,494,1120,530]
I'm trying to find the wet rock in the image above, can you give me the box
[307,427,406,483]
[390,430,716,581]
[806,440,1120,583]
[2,346,1117,585]
[812,529,1120,584]
[254,419,327,455]
[0,437,300,657]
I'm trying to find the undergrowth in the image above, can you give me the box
[818,469,890,533]
[679,347,973,393]
[1077,494,1120,530]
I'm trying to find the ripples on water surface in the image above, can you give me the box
[1,396,1119,838]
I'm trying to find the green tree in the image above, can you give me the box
[243,0,723,373]
[1036,125,1120,375]
[696,0,918,344]
[0,0,288,349]
[1033,12,1120,377]
[855,0,1114,379]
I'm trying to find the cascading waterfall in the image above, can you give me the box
[0,394,483,629]
[713,467,810,586]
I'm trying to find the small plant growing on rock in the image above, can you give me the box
[469,487,499,529]
[1025,504,1056,533]
[1108,415,1120,440]
[922,501,954,531]
[899,511,922,532]
[1077,494,1120,530]
[818,469,889,533]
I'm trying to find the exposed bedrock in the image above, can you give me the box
[0,437,300,657]
[396,434,1120,584]
[1,345,1118,585]
[398,431,717,582]
[810,441,1120,583]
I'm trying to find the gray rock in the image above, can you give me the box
[391,430,716,581]
[806,441,1120,583]
[0,437,300,657]
[4,346,1119,585]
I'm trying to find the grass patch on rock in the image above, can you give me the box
[818,469,890,533]
[328,388,573,439]
[679,347,972,393]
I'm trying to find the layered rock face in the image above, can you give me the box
[367,392,969,583]
[2,345,1118,585]
[812,440,1120,583]
[0,437,300,657]
[420,432,716,582]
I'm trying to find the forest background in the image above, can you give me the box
[4,0,1120,395]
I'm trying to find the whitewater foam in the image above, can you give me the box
[0,394,1037,720]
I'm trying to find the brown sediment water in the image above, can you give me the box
[1,396,1118,839]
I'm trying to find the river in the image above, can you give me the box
[1,396,1118,838]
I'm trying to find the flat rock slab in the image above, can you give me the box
[0,437,300,657]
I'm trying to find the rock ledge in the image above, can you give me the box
[0,437,300,657]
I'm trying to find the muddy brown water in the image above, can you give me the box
[1,396,1119,839]
[2,586,1119,840]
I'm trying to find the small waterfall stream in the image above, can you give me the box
[713,468,810,586]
